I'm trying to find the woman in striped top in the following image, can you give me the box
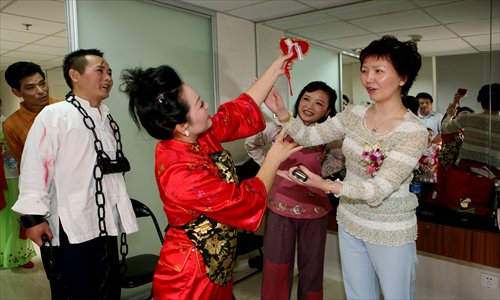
[269,35,427,300]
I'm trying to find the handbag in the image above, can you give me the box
[428,164,495,215]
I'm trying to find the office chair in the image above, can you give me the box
[120,198,164,300]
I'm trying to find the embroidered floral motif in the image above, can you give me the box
[277,202,288,211]
[180,215,237,286]
[209,150,239,185]
[188,143,201,153]
[177,148,240,286]
[290,205,306,215]
[361,142,385,176]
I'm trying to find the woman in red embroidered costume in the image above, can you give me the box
[120,53,301,300]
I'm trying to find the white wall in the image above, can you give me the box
[216,13,261,163]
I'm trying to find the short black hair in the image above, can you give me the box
[342,94,350,103]
[292,81,337,123]
[63,49,104,89]
[416,92,434,103]
[120,65,187,140]
[360,35,421,97]
[477,83,500,111]
[5,61,45,90]
[403,95,419,115]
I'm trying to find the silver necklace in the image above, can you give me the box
[371,106,406,133]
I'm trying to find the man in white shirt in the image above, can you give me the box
[417,92,443,144]
[12,49,138,300]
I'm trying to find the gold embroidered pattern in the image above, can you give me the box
[180,215,237,286]
[209,150,239,185]
[177,148,240,286]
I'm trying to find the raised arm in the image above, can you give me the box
[245,52,293,107]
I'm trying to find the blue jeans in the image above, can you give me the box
[338,225,417,300]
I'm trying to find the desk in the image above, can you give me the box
[416,181,499,267]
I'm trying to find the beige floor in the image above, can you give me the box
[1,249,346,300]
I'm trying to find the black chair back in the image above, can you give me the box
[120,198,164,299]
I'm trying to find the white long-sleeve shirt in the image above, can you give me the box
[12,95,138,245]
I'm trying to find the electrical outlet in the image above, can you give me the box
[481,273,498,289]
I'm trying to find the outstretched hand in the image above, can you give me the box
[264,87,286,115]
[280,165,324,190]
[266,128,303,164]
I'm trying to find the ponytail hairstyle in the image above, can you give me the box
[120,65,188,140]
[360,35,422,97]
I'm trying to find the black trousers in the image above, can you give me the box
[40,223,120,300]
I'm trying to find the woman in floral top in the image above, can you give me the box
[269,36,427,300]
[245,81,343,299]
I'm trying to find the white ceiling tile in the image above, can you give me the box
[350,9,439,32]
[39,58,64,70]
[178,0,266,12]
[0,39,25,50]
[3,0,65,23]
[324,34,380,50]
[34,36,67,48]
[463,34,500,48]
[447,17,500,37]
[325,0,417,20]
[417,38,475,56]
[291,21,369,41]
[381,25,458,41]
[18,44,66,55]
[2,50,58,61]
[424,0,498,24]
[0,13,66,34]
[296,0,359,10]
[0,0,14,10]
[0,0,498,66]
[475,43,500,52]
[263,12,339,30]
[54,30,67,38]
[411,0,459,8]
[1,28,45,43]
[228,1,311,22]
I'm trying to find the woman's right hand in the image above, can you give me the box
[256,128,303,192]
[266,128,302,164]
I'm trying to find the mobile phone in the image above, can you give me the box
[292,168,308,182]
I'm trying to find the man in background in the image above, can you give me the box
[3,62,61,163]
[416,92,443,144]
